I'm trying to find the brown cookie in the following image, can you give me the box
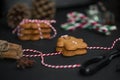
[56,35,87,56]
[18,20,53,40]
[18,35,31,40]
[18,34,51,40]
[62,48,87,56]
[20,22,51,29]
[39,22,51,29]
[30,34,40,40]
[20,23,32,29]
[19,28,51,34]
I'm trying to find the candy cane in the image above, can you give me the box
[61,12,117,35]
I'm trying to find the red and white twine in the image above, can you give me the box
[22,37,120,69]
[23,49,81,69]
[87,37,120,50]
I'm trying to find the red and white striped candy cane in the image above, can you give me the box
[23,49,81,68]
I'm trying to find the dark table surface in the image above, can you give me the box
[0,6,120,80]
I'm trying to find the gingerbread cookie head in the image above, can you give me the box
[56,35,87,56]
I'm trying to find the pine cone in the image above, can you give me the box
[32,0,56,19]
[7,3,31,28]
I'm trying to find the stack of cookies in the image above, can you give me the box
[16,19,55,40]
[56,35,88,56]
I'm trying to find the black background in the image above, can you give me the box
[0,0,120,80]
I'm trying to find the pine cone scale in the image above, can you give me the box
[32,0,56,19]
[7,3,31,28]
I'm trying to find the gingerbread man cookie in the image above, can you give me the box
[56,35,87,56]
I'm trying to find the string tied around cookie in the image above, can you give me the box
[12,19,57,40]
[22,37,120,69]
